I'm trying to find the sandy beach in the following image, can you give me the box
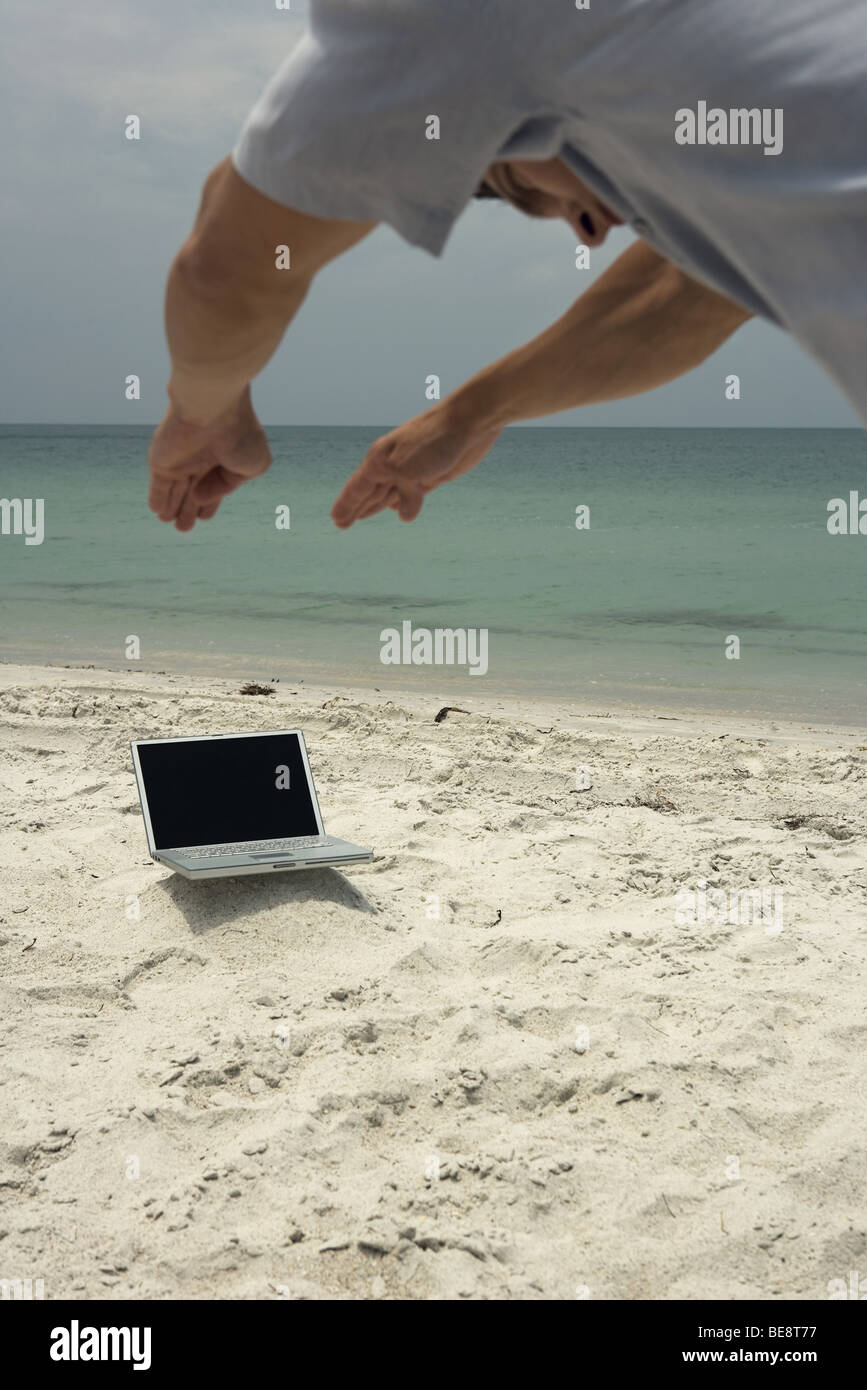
[1,660,866,1301]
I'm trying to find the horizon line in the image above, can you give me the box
[0,421,859,431]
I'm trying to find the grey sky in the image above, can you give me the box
[0,0,859,428]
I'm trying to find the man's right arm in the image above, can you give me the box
[148,158,376,531]
[165,158,375,426]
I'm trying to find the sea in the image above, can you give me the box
[1,424,865,723]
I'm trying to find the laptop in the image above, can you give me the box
[130,730,372,879]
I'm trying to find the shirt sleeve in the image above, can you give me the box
[232,0,555,256]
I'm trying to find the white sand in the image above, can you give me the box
[1,661,865,1301]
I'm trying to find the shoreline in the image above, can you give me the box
[2,657,864,743]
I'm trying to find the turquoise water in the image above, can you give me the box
[1,424,865,721]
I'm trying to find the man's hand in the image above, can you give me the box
[331,405,502,527]
[150,157,376,531]
[147,388,271,531]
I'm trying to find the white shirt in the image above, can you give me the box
[234,0,867,423]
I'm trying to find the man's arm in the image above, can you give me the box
[448,240,752,426]
[148,157,376,530]
[331,241,753,526]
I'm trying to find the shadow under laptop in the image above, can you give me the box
[158,866,376,935]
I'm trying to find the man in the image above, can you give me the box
[148,0,867,532]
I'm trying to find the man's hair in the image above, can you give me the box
[473,171,544,217]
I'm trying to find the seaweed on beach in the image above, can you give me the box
[628,783,679,813]
[239,682,276,697]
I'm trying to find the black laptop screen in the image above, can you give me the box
[137,733,320,850]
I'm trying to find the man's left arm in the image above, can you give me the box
[331,242,753,526]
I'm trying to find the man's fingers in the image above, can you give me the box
[148,473,182,520]
[174,480,201,532]
[147,398,273,531]
[150,463,246,529]
[354,484,422,523]
[331,481,373,526]
[331,457,389,527]
[333,466,422,526]
[160,477,191,522]
[397,486,425,522]
[196,466,247,502]
[354,485,397,520]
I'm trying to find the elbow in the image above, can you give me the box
[171,235,311,308]
[173,160,313,302]
[172,238,234,298]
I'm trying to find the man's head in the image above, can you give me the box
[475,157,623,246]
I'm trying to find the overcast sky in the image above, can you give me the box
[0,0,859,428]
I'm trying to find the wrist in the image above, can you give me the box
[166,377,250,431]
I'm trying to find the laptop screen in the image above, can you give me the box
[136,733,320,850]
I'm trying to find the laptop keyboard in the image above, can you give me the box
[174,836,336,858]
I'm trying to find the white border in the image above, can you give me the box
[129,729,325,853]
